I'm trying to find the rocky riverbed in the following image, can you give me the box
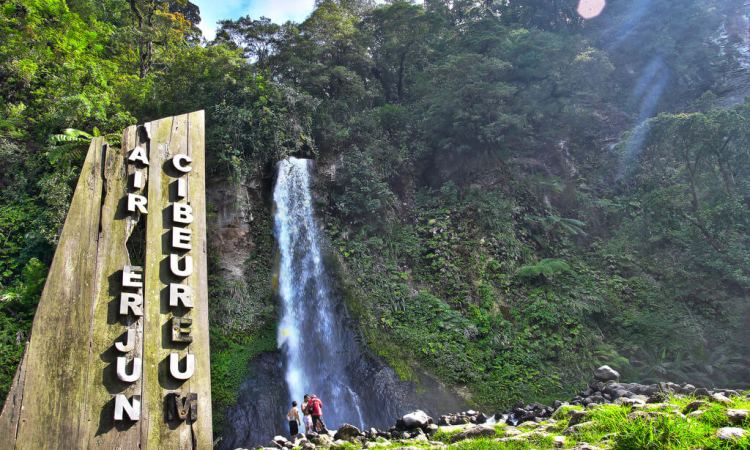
[238,367,750,450]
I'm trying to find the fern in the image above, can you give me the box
[516,258,571,280]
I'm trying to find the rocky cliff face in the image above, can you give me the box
[207,167,467,449]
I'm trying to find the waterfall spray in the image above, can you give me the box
[273,157,365,430]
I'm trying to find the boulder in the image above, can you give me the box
[593,365,620,382]
[449,425,496,443]
[334,423,361,441]
[682,400,706,414]
[710,393,731,405]
[425,424,439,435]
[727,409,748,425]
[716,427,748,440]
[402,410,432,429]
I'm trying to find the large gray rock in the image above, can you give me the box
[593,365,620,382]
[333,423,361,441]
[716,427,748,440]
[402,410,433,429]
[449,425,496,443]
[727,409,749,425]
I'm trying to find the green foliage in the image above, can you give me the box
[516,259,571,281]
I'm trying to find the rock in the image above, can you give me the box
[475,412,487,424]
[568,410,587,426]
[682,400,706,413]
[331,439,350,449]
[563,422,594,435]
[593,365,620,382]
[552,435,566,447]
[449,425,497,443]
[301,443,315,450]
[309,433,333,447]
[711,393,732,405]
[716,427,748,440]
[401,410,432,429]
[571,444,603,450]
[687,410,705,418]
[727,409,749,425]
[334,423,361,441]
[425,424,439,435]
[693,387,710,397]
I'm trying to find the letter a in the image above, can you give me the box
[128,146,149,165]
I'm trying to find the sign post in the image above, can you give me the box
[0,111,212,449]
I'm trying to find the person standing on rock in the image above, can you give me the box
[287,401,301,438]
[301,395,314,434]
[307,394,328,433]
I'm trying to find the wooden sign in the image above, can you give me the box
[0,111,212,449]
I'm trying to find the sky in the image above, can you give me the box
[192,0,317,41]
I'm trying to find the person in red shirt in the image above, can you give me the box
[305,394,328,433]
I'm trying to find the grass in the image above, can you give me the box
[354,393,750,450]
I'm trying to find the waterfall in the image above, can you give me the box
[273,157,365,430]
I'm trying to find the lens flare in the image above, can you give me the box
[577,0,606,19]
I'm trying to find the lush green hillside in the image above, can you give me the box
[2,0,750,435]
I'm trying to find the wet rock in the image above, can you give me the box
[334,423,361,441]
[402,410,432,429]
[716,427,748,440]
[449,425,496,443]
[593,365,620,382]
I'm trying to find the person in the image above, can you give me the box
[301,395,314,434]
[306,394,327,433]
[286,401,301,438]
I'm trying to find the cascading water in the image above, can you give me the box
[273,157,365,429]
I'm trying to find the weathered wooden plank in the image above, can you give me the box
[10,137,106,449]
[141,111,212,449]
[81,127,144,449]
[0,347,28,449]
[186,110,213,448]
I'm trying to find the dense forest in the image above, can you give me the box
[2,0,750,436]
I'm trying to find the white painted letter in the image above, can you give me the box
[119,293,143,316]
[169,353,195,380]
[128,146,149,166]
[176,178,188,199]
[132,169,146,189]
[169,283,193,308]
[172,227,192,250]
[127,193,148,214]
[116,356,142,383]
[114,394,141,421]
[122,266,143,288]
[173,203,193,224]
[115,328,136,353]
[172,154,192,173]
[169,254,193,277]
